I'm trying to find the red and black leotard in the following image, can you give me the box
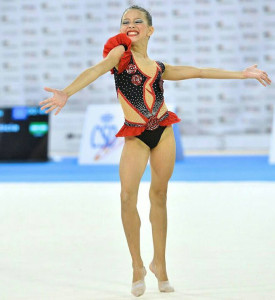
[103,33,181,141]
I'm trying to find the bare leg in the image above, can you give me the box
[119,136,150,282]
[149,126,176,284]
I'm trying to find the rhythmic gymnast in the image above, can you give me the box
[40,5,271,297]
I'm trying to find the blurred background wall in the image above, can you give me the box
[0,0,274,156]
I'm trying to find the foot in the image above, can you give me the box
[149,261,174,293]
[131,266,147,297]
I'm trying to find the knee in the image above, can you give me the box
[149,188,167,207]
[120,190,138,210]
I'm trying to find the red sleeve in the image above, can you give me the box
[103,33,132,74]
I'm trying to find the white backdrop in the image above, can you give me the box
[0,0,274,154]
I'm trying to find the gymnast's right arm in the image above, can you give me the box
[39,45,125,115]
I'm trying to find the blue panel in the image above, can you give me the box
[0,156,275,182]
[12,106,28,121]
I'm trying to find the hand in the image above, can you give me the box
[242,64,272,87]
[39,87,69,115]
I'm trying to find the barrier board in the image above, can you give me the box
[269,110,275,164]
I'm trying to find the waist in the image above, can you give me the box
[124,112,169,130]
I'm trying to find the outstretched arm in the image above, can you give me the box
[40,45,125,115]
[162,63,271,86]
[61,45,125,97]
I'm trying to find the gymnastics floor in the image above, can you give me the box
[0,156,275,299]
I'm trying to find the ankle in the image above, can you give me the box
[152,259,166,268]
[132,266,146,283]
[132,262,144,269]
[150,261,168,281]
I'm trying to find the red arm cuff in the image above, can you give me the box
[103,33,132,74]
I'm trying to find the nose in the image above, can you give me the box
[128,21,136,28]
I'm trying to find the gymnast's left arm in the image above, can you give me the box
[162,63,272,87]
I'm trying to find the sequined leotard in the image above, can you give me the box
[112,53,181,138]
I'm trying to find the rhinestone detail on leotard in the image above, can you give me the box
[113,55,166,121]
[112,52,181,137]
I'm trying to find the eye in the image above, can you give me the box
[135,19,143,23]
[122,21,129,25]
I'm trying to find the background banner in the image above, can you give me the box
[0,0,274,155]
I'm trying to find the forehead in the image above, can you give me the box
[122,9,146,20]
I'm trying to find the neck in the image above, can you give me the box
[131,41,148,58]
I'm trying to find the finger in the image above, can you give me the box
[54,107,62,116]
[40,104,49,111]
[264,76,272,85]
[266,76,272,84]
[45,105,57,114]
[262,74,272,85]
[40,103,53,110]
[257,78,266,87]
[39,98,52,105]
[44,87,55,93]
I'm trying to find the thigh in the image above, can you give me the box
[149,126,176,189]
[120,136,150,193]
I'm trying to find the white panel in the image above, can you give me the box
[78,104,124,164]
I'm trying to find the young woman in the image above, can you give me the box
[40,5,271,297]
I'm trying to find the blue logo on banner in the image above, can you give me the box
[28,107,47,116]
[91,113,118,148]
[12,107,28,120]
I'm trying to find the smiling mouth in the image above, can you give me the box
[127,31,139,36]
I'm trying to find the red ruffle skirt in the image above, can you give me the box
[116,111,181,137]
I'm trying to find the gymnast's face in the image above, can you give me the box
[120,9,154,43]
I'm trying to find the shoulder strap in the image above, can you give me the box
[156,61,165,73]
